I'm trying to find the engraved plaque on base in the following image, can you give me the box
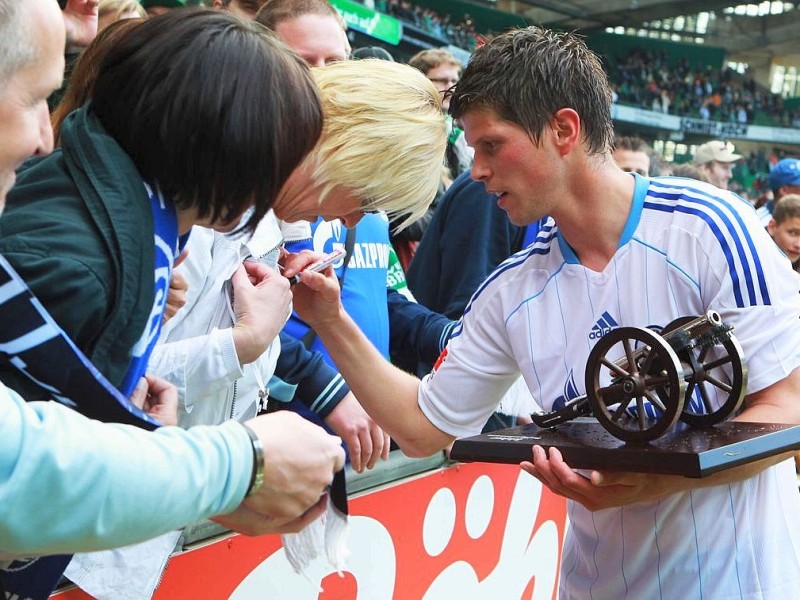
[449,418,800,477]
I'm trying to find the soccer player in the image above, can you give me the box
[292,26,800,599]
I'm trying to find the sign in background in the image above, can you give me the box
[330,0,403,45]
[611,103,800,145]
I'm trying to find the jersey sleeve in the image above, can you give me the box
[692,196,800,393]
[417,283,520,438]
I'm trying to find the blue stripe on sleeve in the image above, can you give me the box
[644,183,770,307]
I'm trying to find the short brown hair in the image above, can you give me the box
[670,163,710,184]
[773,194,800,224]
[255,0,345,31]
[408,48,461,76]
[613,135,649,154]
[451,26,614,157]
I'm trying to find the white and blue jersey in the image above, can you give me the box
[421,174,800,599]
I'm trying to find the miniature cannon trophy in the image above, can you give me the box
[531,310,747,443]
[450,311,800,477]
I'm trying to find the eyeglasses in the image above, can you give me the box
[428,77,459,86]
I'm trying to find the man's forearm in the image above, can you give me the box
[313,307,453,457]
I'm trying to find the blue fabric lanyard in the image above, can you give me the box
[118,183,180,397]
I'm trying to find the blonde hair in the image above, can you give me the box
[307,60,447,227]
[98,0,146,22]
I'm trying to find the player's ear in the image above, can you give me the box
[550,108,580,156]
[767,218,778,236]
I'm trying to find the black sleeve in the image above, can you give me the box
[273,331,350,419]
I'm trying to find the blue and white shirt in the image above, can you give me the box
[421,174,800,599]
[284,214,391,364]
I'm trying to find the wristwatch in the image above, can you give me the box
[241,423,264,497]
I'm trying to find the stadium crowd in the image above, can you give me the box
[366,0,800,129]
[611,46,800,127]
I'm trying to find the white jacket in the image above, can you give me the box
[65,213,308,600]
[150,212,292,427]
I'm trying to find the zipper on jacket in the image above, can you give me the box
[229,379,238,420]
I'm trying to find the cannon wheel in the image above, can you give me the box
[663,316,748,428]
[586,326,686,443]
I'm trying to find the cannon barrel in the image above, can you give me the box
[661,310,722,345]
[612,311,724,372]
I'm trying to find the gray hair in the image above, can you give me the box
[0,0,38,85]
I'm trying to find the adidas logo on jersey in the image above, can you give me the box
[589,311,619,339]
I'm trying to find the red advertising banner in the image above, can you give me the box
[55,462,567,599]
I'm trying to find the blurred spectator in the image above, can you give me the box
[256,0,351,67]
[671,162,711,183]
[360,5,800,127]
[766,193,800,269]
[408,48,471,180]
[613,135,651,176]
[384,0,477,50]
[758,157,800,225]
[140,0,185,17]
[609,46,795,126]
[692,140,742,189]
[97,0,144,31]
[213,0,269,19]
[648,150,673,177]
[352,45,394,60]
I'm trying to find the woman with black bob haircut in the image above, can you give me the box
[92,8,323,232]
[0,8,323,405]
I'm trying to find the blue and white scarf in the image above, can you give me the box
[118,182,181,397]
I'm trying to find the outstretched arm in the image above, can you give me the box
[0,384,342,553]
[291,269,454,458]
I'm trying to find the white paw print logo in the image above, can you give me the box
[423,474,495,557]
[422,471,561,599]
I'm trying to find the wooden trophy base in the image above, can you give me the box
[449,418,800,477]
